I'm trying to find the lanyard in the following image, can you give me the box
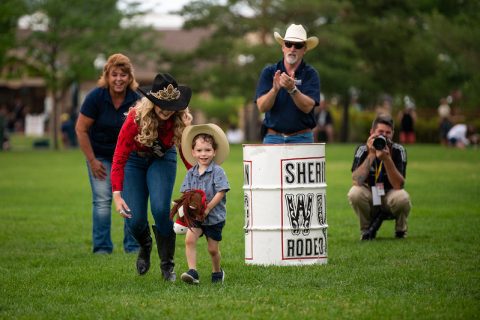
[374,161,383,183]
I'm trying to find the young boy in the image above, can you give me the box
[179,124,230,284]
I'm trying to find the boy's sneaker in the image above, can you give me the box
[181,269,199,284]
[361,231,375,240]
[211,269,225,284]
[395,231,406,239]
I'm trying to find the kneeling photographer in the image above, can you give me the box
[347,114,411,240]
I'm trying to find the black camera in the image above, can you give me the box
[373,135,389,150]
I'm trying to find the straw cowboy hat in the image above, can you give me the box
[138,73,192,111]
[274,24,319,51]
[181,124,230,166]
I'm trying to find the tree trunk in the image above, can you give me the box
[341,94,350,143]
[49,90,59,150]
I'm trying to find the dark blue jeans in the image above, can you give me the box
[262,131,314,144]
[122,148,177,239]
[86,157,138,253]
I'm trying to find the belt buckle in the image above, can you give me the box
[137,151,151,158]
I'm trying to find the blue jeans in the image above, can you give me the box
[87,157,139,253]
[122,148,177,240]
[262,131,314,144]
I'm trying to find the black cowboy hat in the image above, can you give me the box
[138,73,192,111]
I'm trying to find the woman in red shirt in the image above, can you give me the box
[111,73,193,280]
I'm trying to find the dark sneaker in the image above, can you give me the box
[395,231,406,239]
[181,269,199,284]
[212,269,225,283]
[361,231,375,240]
[361,232,370,240]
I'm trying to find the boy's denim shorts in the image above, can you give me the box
[192,221,225,241]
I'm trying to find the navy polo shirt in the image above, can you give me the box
[180,162,230,226]
[79,87,140,160]
[255,59,320,134]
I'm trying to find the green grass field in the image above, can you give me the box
[0,143,479,319]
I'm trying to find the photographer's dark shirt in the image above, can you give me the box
[351,143,407,192]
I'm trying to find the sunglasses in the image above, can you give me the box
[284,41,305,49]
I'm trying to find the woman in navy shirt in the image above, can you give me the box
[76,53,140,254]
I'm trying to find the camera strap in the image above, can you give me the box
[374,161,383,184]
[372,161,385,206]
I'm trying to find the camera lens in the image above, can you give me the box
[373,136,387,150]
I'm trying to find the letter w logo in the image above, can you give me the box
[285,193,314,236]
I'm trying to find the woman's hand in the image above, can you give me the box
[113,192,132,218]
[89,158,107,180]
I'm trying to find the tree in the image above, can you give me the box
[169,0,358,140]
[172,0,480,113]
[0,0,28,67]
[173,0,357,98]
[3,0,154,149]
[344,0,480,108]
[424,4,480,109]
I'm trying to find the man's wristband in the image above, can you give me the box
[288,86,298,95]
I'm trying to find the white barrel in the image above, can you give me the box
[243,143,328,266]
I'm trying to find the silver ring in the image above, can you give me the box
[119,209,125,214]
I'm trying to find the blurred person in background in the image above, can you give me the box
[397,97,417,144]
[0,105,10,150]
[8,97,26,133]
[255,24,320,144]
[447,124,477,149]
[111,73,193,281]
[438,97,453,146]
[226,123,244,144]
[76,53,140,254]
[313,94,334,143]
[61,112,78,148]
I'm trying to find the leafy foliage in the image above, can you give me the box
[190,94,244,127]
[1,0,156,148]
[14,0,153,88]
[0,0,27,67]
[173,0,480,109]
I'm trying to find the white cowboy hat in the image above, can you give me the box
[181,123,230,166]
[274,24,319,51]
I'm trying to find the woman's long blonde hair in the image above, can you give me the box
[132,97,193,147]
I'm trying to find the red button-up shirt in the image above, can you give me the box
[111,109,191,191]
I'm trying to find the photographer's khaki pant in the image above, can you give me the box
[347,185,411,234]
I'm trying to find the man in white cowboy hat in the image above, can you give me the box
[255,23,321,144]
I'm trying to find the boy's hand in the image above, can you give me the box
[203,207,210,217]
